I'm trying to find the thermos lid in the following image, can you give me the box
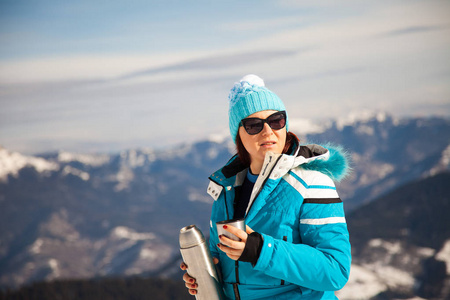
[179,225,205,249]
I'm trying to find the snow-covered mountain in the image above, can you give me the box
[339,172,450,299]
[0,147,59,182]
[0,139,232,288]
[0,113,449,298]
[305,113,450,210]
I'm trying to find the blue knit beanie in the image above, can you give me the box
[228,74,288,143]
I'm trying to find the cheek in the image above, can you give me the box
[239,128,257,151]
[278,131,287,151]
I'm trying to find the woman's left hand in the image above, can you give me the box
[217,225,254,260]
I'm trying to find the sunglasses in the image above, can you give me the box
[240,111,287,135]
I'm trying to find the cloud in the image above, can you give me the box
[117,49,299,80]
[381,25,450,37]
[1,0,449,154]
[0,53,202,84]
[220,16,310,33]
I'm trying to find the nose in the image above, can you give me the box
[261,123,274,136]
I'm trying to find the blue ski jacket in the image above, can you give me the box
[207,143,351,300]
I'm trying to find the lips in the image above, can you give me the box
[260,141,276,146]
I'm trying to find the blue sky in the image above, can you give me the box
[1,0,449,154]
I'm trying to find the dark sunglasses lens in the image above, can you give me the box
[267,113,286,130]
[242,112,286,135]
[243,119,264,135]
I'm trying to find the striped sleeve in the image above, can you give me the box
[256,168,351,291]
[301,171,345,226]
[285,168,345,222]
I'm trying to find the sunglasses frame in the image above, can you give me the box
[240,111,287,135]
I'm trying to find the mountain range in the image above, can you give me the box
[1,112,449,298]
[338,172,450,299]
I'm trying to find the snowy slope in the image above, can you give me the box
[0,147,59,182]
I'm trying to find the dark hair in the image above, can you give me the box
[236,131,300,167]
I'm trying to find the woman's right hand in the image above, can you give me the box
[180,257,219,296]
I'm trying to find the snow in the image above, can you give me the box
[336,264,386,300]
[337,261,418,300]
[188,190,212,203]
[62,166,90,181]
[112,226,155,241]
[428,144,450,176]
[29,239,44,254]
[335,110,391,131]
[416,247,436,257]
[355,125,375,136]
[113,166,134,191]
[207,147,219,160]
[0,147,59,182]
[208,132,229,144]
[48,258,61,278]
[113,149,159,191]
[120,149,155,168]
[139,248,157,260]
[368,263,415,288]
[442,145,450,165]
[436,239,450,274]
[58,151,110,166]
[368,238,402,255]
[359,239,418,291]
[289,118,327,135]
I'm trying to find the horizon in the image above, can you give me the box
[1,1,449,155]
[1,110,448,156]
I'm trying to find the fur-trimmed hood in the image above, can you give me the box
[294,144,350,182]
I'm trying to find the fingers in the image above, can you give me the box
[183,272,197,295]
[182,258,220,295]
[218,234,245,250]
[181,261,198,295]
[185,281,198,290]
[218,235,245,260]
[218,226,247,261]
[222,225,248,241]
[189,289,197,295]
[246,225,254,234]
[182,272,195,284]
[180,262,187,270]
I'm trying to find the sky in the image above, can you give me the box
[0,0,449,154]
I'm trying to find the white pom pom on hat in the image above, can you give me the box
[240,74,265,87]
[228,74,288,143]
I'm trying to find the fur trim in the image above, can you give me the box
[301,143,351,182]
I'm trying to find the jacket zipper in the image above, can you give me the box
[211,154,283,299]
[246,155,283,216]
[233,261,241,299]
[233,184,240,299]
[232,156,283,299]
[224,187,230,220]
[281,236,288,285]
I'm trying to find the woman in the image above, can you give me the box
[181,74,351,299]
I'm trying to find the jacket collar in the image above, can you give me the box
[207,142,349,201]
[209,142,332,184]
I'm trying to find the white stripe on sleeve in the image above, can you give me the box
[300,217,346,225]
[283,173,339,199]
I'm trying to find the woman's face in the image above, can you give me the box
[238,110,287,168]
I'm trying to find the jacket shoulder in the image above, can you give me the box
[299,144,350,182]
[290,167,336,188]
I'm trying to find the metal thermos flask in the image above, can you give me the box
[179,225,225,300]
